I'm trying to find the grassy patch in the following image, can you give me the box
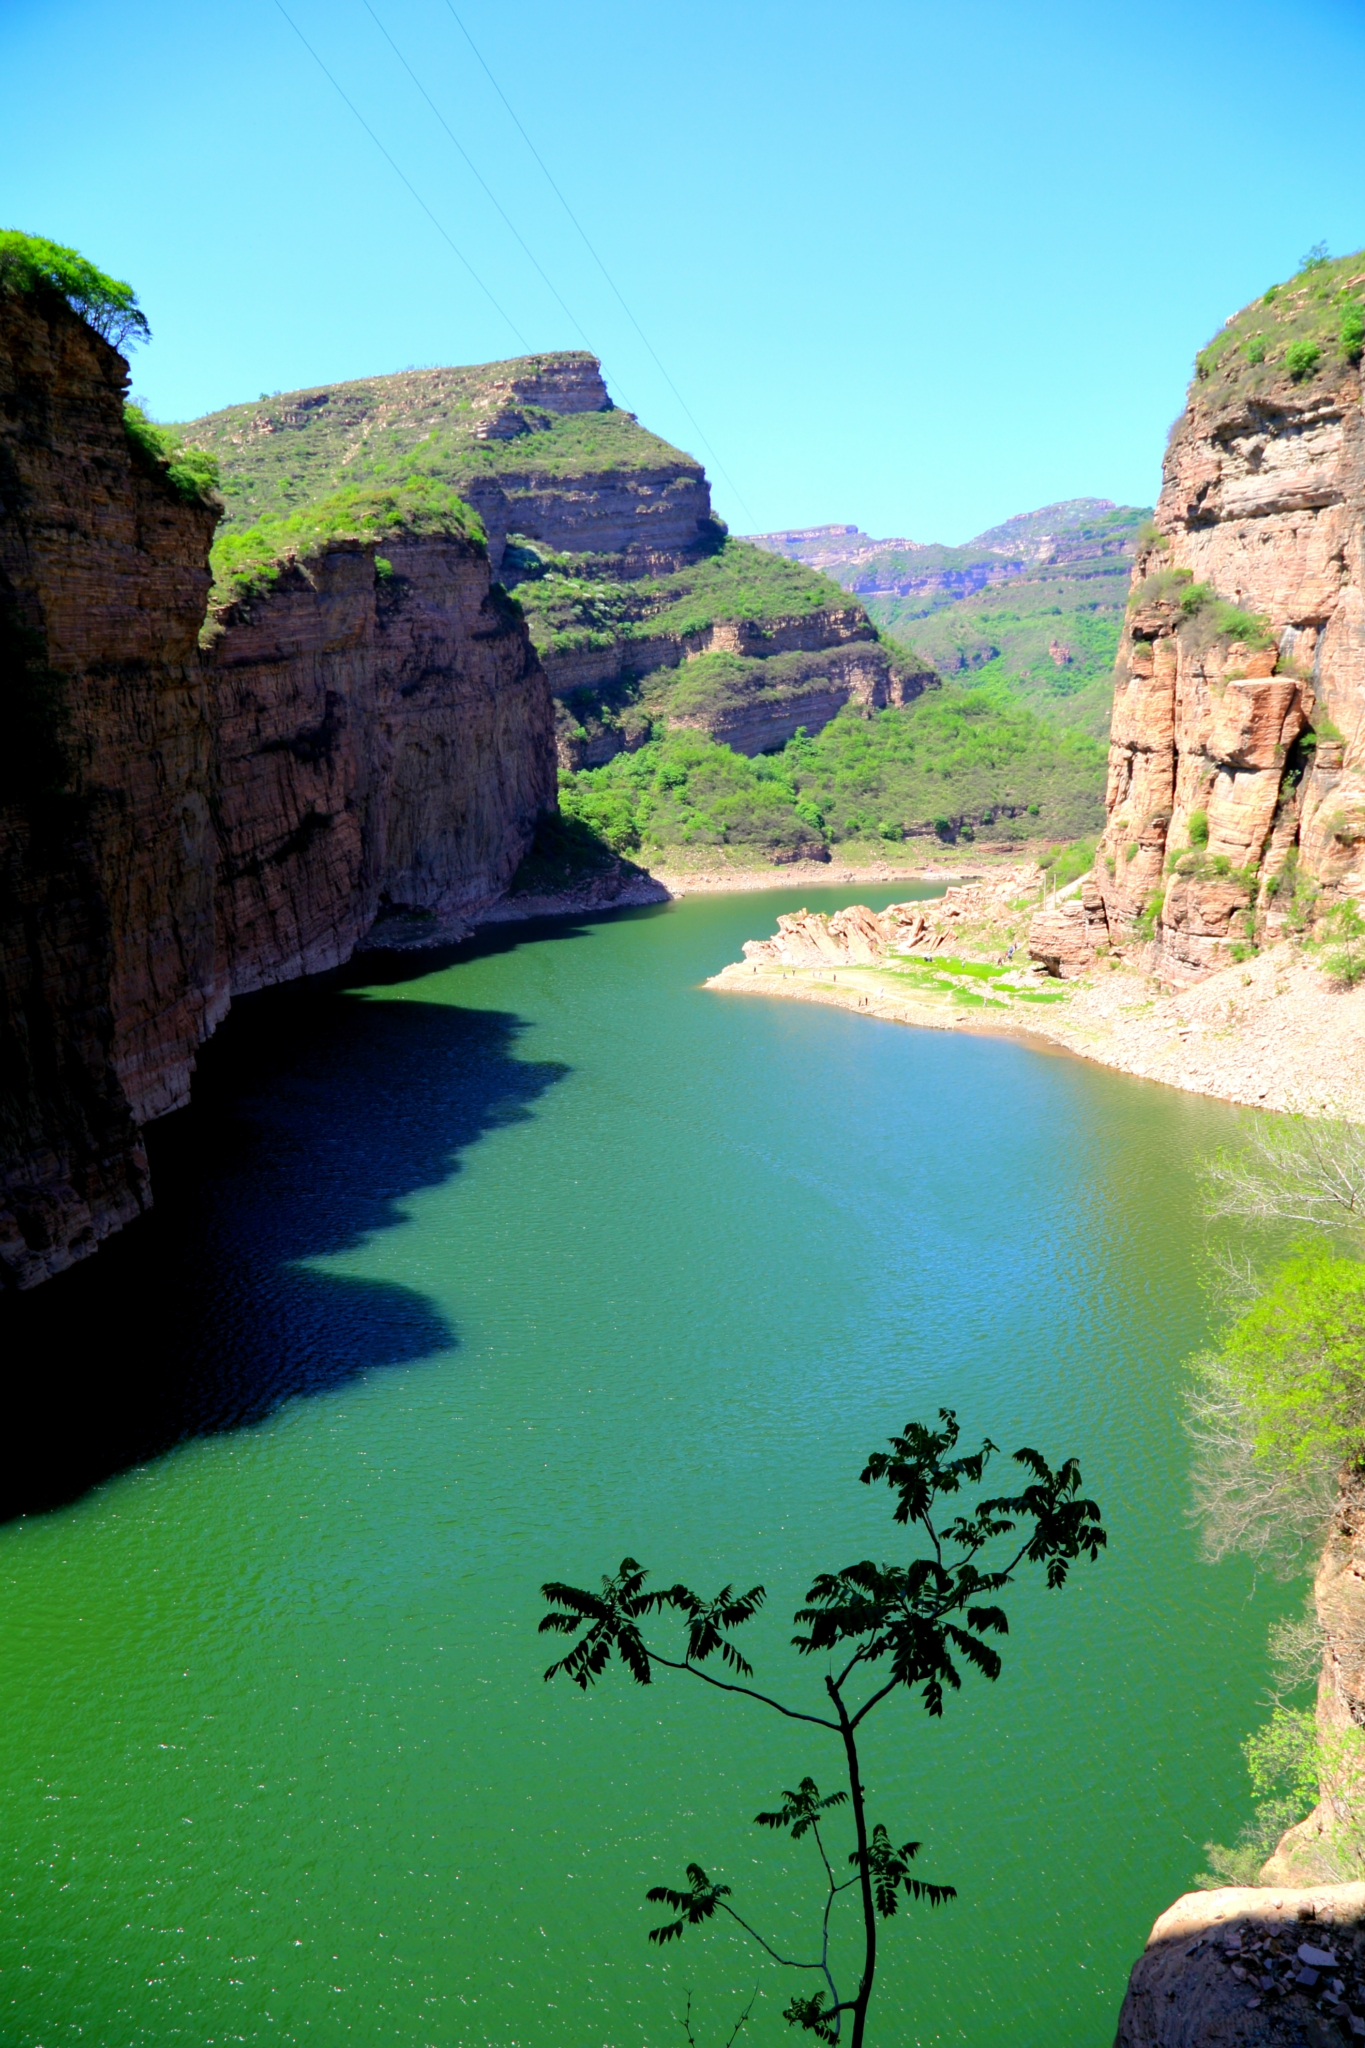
[178,361,700,536]
[208,478,483,606]
[1191,245,1365,407]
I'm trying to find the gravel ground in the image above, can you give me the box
[707,939,1365,1120]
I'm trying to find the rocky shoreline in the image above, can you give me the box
[703,874,1365,1119]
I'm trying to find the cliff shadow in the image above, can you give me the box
[0,978,568,1520]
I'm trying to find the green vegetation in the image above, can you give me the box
[0,228,149,349]
[1313,899,1365,988]
[559,692,1108,858]
[510,536,855,664]
[1191,245,1365,407]
[1039,836,1098,889]
[541,1410,1103,2048]
[857,504,1147,738]
[179,362,698,537]
[1189,1115,1365,1884]
[123,404,220,507]
[208,478,483,606]
[1128,566,1277,659]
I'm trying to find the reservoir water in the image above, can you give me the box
[0,886,1289,2046]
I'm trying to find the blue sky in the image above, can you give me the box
[4,0,1362,540]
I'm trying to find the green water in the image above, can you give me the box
[0,887,1287,2046]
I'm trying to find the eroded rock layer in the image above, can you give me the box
[1087,337,1365,982]
[0,292,554,1287]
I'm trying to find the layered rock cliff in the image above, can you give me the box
[1086,253,1365,981]
[0,284,554,1288]
[185,353,714,575]
[181,352,932,776]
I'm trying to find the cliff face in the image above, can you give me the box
[1,286,218,1282]
[0,291,554,1287]
[1089,312,1365,980]
[184,353,714,575]
[206,534,552,999]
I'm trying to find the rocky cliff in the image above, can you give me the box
[0,284,554,1288]
[185,353,714,575]
[1086,252,1365,982]
[183,353,931,776]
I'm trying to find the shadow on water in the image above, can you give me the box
[0,952,571,1523]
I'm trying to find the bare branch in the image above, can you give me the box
[1203,1113,1365,1238]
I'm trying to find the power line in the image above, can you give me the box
[361,0,613,383]
[441,0,754,521]
[273,0,530,350]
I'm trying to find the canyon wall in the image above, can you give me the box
[1087,309,1365,981]
[186,353,716,576]
[0,289,554,1287]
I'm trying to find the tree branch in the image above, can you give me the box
[649,1653,840,1730]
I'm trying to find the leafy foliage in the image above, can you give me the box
[0,229,149,349]
[208,478,483,607]
[559,692,1107,858]
[122,405,220,507]
[1313,900,1365,989]
[541,1409,1103,2046]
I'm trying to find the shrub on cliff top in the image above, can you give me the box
[1190,245,1365,405]
[123,404,220,507]
[0,229,149,350]
[209,478,485,606]
[1285,338,1322,382]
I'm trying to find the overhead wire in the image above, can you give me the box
[360,0,614,379]
[272,0,530,350]
[440,0,754,521]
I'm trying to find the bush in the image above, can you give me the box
[1314,899,1365,988]
[1342,304,1365,363]
[1132,889,1164,941]
[1188,808,1209,847]
[0,228,149,349]
[1244,335,1267,366]
[1188,1247,1365,1562]
[123,404,220,506]
[1286,338,1322,381]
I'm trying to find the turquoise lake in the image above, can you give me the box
[0,884,1288,2045]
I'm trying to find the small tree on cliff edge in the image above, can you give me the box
[540,1411,1105,2047]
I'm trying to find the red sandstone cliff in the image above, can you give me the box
[1077,287,1365,982]
[0,288,554,1288]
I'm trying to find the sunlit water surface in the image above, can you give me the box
[0,886,1287,2046]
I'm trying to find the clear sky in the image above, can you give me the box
[4,0,1363,541]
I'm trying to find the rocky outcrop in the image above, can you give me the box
[205,535,552,1005]
[0,289,555,1287]
[186,353,714,576]
[1088,317,1365,982]
[739,868,1042,969]
[1114,1884,1365,2047]
[549,602,933,771]
[1,283,218,1280]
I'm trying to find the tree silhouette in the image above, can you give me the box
[541,1409,1105,2046]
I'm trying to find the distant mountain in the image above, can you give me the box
[747,498,1150,735]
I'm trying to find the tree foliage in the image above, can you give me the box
[0,229,149,350]
[541,1410,1104,2046]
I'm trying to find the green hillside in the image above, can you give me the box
[180,358,694,543]
[1192,244,1365,407]
[560,689,1107,862]
[859,504,1146,737]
